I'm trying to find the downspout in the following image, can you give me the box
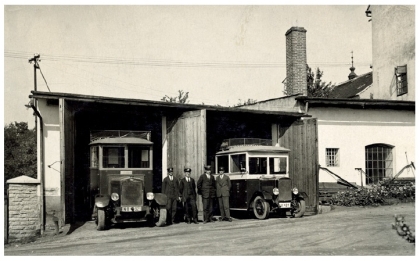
[30,98,45,235]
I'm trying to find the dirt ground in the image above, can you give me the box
[4,202,416,256]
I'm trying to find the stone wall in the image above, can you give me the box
[7,182,40,243]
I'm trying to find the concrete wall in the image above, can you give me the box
[7,183,40,243]
[311,107,415,185]
[239,95,303,112]
[371,5,415,101]
[37,99,62,230]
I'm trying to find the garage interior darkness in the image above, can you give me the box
[68,100,296,221]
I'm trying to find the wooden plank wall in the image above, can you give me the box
[166,110,207,216]
[60,99,75,224]
[276,118,318,213]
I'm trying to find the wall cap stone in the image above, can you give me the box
[7,175,40,184]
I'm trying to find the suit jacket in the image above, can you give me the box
[179,177,197,202]
[197,173,216,198]
[216,174,231,197]
[162,176,180,199]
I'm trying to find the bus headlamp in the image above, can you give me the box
[273,188,279,195]
[292,187,299,195]
[146,192,155,200]
[111,193,119,201]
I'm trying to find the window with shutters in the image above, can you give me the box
[395,65,408,96]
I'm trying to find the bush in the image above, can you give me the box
[329,182,415,207]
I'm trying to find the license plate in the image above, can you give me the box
[122,206,142,212]
[279,202,291,208]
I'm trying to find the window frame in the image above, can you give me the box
[365,144,394,185]
[395,65,408,96]
[99,144,153,170]
[325,148,340,167]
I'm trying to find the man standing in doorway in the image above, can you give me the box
[197,165,216,224]
[179,167,198,224]
[216,166,232,222]
[162,167,180,225]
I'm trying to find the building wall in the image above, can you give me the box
[37,99,62,227]
[371,5,415,101]
[311,107,415,185]
[239,95,303,112]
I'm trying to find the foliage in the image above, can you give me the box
[4,122,37,184]
[235,98,258,106]
[329,182,415,207]
[161,90,189,103]
[307,65,334,98]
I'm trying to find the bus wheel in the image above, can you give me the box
[97,208,107,231]
[253,196,270,220]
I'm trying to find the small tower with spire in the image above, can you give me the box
[348,51,357,80]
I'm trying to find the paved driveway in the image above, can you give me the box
[4,202,415,255]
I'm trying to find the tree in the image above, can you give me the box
[4,122,37,184]
[161,90,189,103]
[307,65,334,98]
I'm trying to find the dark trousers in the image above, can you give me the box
[184,198,197,220]
[218,196,230,219]
[166,197,178,223]
[202,197,214,222]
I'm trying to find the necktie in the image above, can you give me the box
[187,178,189,182]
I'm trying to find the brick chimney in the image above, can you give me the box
[285,27,307,96]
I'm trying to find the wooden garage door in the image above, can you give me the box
[274,118,319,213]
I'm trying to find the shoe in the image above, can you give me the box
[228,217,232,222]
[193,219,198,224]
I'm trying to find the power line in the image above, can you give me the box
[5,50,372,68]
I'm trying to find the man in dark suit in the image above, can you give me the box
[179,167,198,224]
[216,166,232,222]
[162,167,180,225]
[197,165,216,224]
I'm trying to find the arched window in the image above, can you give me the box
[365,144,394,185]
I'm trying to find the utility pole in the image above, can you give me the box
[28,53,45,234]
[28,53,41,91]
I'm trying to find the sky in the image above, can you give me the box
[3,4,375,129]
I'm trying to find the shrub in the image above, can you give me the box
[329,182,415,207]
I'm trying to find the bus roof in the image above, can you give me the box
[216,145,290,155]
[89,137,153,145]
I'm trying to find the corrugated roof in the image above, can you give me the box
[328,72,373,98]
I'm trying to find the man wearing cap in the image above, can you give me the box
[162,167,181,225]
[179,167,198,224]
[197,165,216,224]
[216,166,232,222]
